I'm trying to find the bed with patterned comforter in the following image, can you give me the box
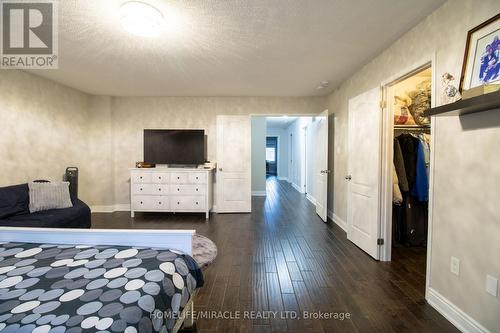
[0,241,204,333]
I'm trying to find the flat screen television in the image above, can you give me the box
[144,129,205,165]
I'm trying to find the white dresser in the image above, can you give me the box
[130,167,214,219]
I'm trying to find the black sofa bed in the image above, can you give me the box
[0,183,91,228]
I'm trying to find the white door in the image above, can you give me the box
[216,115,252,213]
[347,87,382,259]
[314,110,329,222]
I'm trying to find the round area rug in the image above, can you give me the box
[192,234,217,269]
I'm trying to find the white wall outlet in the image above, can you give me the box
[450,256,460,276]
[486,275,498,297]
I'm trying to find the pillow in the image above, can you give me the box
[0,184,30,219]
[28,181,73,213]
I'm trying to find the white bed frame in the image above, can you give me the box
[0,227,195,255]
[0,227,197,331]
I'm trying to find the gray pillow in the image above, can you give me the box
[28,181,73,213]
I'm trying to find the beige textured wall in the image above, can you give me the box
[109,96,325,204]
[326,0,500,330]
[432,111,500,330]
[86,96,115,206]
[0,70,93,203]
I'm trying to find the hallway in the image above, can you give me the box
[92,177,456,333]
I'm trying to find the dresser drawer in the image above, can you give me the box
[132,196,169,210]
[132,184,168,195]
[151,172,170,183]
[131,172,152,183]
[170,184,206,195]
[151,184,169,195]
[188,173,206,184]
[170,173,189,184]
[171,196,206,210]
[132,183,154,195]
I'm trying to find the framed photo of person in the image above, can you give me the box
[460,13,500,92]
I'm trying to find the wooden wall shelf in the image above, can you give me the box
[424,90,500,117]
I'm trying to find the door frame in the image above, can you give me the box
[265,135,280,177]
[250,112,329,202]
[251,113,320,190]
[379,53,437,299]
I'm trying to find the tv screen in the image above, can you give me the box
[144,129,205,165]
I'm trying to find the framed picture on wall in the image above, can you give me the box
[460,13,500,92]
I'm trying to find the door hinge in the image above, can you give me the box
[377,238,384,245]
[379,100,386,108]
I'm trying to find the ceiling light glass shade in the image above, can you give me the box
[120,1,164,37]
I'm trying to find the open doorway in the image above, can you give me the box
[266,136,278,177]
[345,61,434,269]
[266,116,309,195]
[250,114,331,221]
[389,66,431,245]
[381,63,434,292]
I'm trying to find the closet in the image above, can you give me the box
[389,66,431,248]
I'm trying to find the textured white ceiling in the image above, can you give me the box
[29,0,445,96]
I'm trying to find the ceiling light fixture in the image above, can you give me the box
[316,80,330,90]
[120,1,164,37]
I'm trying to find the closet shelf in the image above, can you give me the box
[394,125,430,129]
[423,90,500,117]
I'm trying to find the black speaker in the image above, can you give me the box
[65,167,78,199]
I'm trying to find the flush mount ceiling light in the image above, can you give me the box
[120,1,164,37]
[316,81,330,90]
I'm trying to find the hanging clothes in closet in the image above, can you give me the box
[393,132,430,247]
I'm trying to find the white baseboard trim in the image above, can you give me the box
[90,205,113,213]
[306,193,316,205]
[115,204,130,211]
[426,287,490,333]
[327,209,347,232]
[91,204,130,213]
[291,182,304,194]
[252,191,267,196]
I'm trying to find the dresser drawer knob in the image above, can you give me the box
[140,188,143,191]
[140,176,143,179]
[177,188,180,191]
[159,202,162,204]
[159,176,161,179]
[196,177,199,180]
[140,201,143,204]
[177,177,180,179]
[196,202,199,205]
[196,188,198,192]
[177,202,180,205]
[158,188,161,191]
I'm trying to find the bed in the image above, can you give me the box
[0,227,203,333]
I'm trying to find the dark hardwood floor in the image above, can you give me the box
[92,177,457,333]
